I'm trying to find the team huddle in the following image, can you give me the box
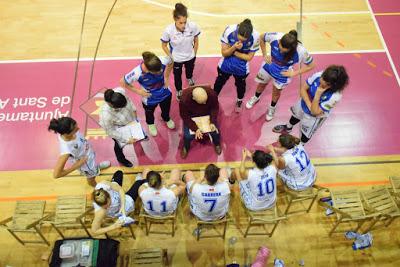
[47,3,349,234]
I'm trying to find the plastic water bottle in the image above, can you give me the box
[352,233,373,250]
[227,237,237,264]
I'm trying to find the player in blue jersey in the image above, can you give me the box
[213,19,260,112]
[120,51,175,137]
[272,65,349,143]
[246,30,315,121]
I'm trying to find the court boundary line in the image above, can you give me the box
[0,49,386,64]
[366,0,400,87]
[141,0,370,17]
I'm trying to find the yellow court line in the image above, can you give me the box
[375,12,400,16]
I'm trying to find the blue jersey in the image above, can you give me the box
[218,24,259,76]
[124,56,172,106]
[301,72,342,116]
[262,32,313,84]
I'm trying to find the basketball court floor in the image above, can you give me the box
[0,0,399,266]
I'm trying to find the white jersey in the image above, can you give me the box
[139,184,178,217]
[161,21,201,63]
[187,180,230,221]
[240,165,277,211]
[279,144,316,191]
[93,182,134,218]
[58,131,98,178]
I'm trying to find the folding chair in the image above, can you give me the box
[49,195,92,238]
[283,184,325,215]
[129,248,168,267]
[0,200,51,246]
[243,204,286,237]
[389,176,400,201]
[139,207,177,237]
[361,187,400,231]
[195,216,228,241]
[319,189,378,236]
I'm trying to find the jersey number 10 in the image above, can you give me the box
[257,178,275,197]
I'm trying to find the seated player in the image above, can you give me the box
[268,134,316,191]
[185,164,231,221]
[91,170,147,235]
[231,148,277,211]
[139,168,186,217]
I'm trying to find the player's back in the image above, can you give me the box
[140,185,178,217]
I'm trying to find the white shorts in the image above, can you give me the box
[291,100,327,139]
[254,64,291,90]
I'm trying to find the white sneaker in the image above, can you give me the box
[266,106,276,121]
[98,161,111,170]
[187,78,195,86]
[148,124,157,136]
[166,119,175,129]
[245,96,260,109]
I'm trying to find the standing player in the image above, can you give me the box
[161,3,200,100]
[213,19,259,112]
[232,149,278,211]
[139,168,185,217]
[120,51,175,137]
[272,65,349,144]
[246,30,315,121]
[48,117,110,187]
[185,164,231,221]
[267,134,316,191]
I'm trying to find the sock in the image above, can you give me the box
[255,92,262,98]
[237,99,243,105]
[270,101,277,107]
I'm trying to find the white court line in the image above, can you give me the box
[0,49,386,64]
[365,0,400,87]
[141,0,369,17]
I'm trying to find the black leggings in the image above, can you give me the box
[173,57,196,92]
[142,94,172,125]
[213,67,248,99]
[288,115,310,144]
[111,171,147,201]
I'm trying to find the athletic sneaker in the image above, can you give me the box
[266,106,276,121]
[188,78,195,86]
[166,119,175,129]
[272,124,292,134]
[98,161,111,170]
[235,100,243,113]
[319,197,334,216]
[345,231,361,240]
[245,96,260,109]
[148,124,157,137]
[118,215,135,226]
[352,233,373,250]
[176,90,182,101]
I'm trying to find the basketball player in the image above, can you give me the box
[213,19,260,112]
[161,3,200,100]
[48,117,110,187]
[139,168,185,216]
[231,148,278,211]
[272,65,349,144]
[185,164,231,221]
[268,134,316,191]
[120,51,175,137]
[246,30,315,121]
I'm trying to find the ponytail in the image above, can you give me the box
[238,18,253,39]
[48,117,76,135]
[280,30,299,63]
[173,3,188,19]
[279,134,301,149]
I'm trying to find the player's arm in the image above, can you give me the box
[267,145,285,169]
[194,36,199,56]
[53,154,87,178]
[164,61,173,88]
[233,51,255,61]
[239,149,251,178]
[91,208,122,236]
[221,43,237,57]
[171,181,186,197]
[119,77,150,97]
[310,87,326,116]
[161,41,171,58]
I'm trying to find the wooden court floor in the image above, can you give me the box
[0,0,399,266]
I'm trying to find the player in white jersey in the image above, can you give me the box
[139,168,185,217]
[48,117,110,187]
[246,30,315,121]
[231,148,277,211]
[186,164,231,221]
[161,3,200,100]
[91,170,148,235]
[268,134,316,191]
[273,65,349,144]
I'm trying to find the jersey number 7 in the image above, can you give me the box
[204,199,217,212]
